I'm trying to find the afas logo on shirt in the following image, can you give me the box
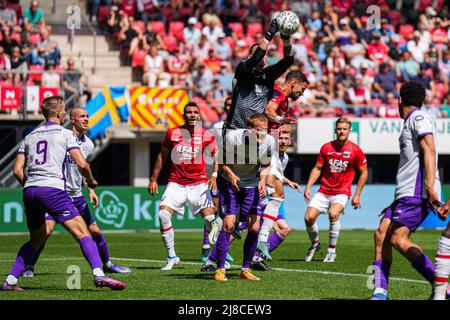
[328,159,348,173]
[176,145,200,161]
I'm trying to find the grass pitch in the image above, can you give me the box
[0,230,441,300]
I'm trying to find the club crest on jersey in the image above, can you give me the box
[329,159,348,173]
[343,151,351,158]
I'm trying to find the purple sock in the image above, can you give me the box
[80,236,102,269]
[209,243,217,262]
[216,229,231,269]
[373,259,391,290]
[93,234,110,264]
[268,232,284,253]
[28,241,46,267]
[203,225,210,246]
[242,232,258,269]
[9,242,37,278]
[411,253,435,285]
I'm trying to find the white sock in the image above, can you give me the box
[159,209,176,257]
[6,275,17,285]
[202,244,210,250]
[328,220,341,253]
[203,214,216,231]
[307,222,319,244]
[259,198,283,243]
[434,236,450,300]
[105,261,113,268]
[93,268,104,277]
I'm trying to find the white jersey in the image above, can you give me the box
[395,109,441,200]
[65,134,95,197]
[222,129,276,188]
[269,152,289,182]
[18,122,80,191]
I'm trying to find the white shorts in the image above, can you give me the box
[308,192,349,214]
[160,182,213,215]
[269,159,285,182]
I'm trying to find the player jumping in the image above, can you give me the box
[22,107,131,277]
[370,81,445,300]
[303,117,368,263]
[1,96,124,291]
[149,102,222,270]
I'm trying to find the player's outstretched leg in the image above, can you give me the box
[433,227,450,300]
[304,207,321,262]
[158,208,180,270]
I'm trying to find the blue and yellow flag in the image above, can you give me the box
[85,86,129,139]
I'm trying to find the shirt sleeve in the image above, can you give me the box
[355,147,367,167]
[64,130,80,151]
[17,140,26,155]
[270,89,284,107]
[316,145,326,165]
[162,129,172,148]
[412,113,435,140]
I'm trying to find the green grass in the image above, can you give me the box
[0,230,442,300]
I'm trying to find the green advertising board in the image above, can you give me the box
[0,187,204,233]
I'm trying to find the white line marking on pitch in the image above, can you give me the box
[0,256,428,285]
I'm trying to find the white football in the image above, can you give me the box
[276,11,300,36]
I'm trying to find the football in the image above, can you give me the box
[276,11,300,36]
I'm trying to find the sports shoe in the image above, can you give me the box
[224,261,231,270]
[200,264,217,272]
[214,269,228,282]
[94,276,125,291]
[208,218,221,245]
[201,248,210,264]
[0,281,24,291]
[161,256,180,270]
[256,242,272,261]
[226,252,234,263]
[305,241,321,262]
[251,260,272,271]
[23,266,34,278]
[240,269,260,281]
[105,264,131,274]
[370,293,389,300]
[323,252,337,263]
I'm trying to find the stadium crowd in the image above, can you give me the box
[95,0,450,120]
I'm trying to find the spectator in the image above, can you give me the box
[334,65,355,93]
[438,50,450,82]
[203,49,222,74]
[23,0,46,32]
[212,79,227,101]
[107,4,122,34]
[183,17,202,45]
[0,28,20,57]
[41,63,61,88]
[213,32,231,61]
[347,75,371,116]
[10,46,26,86]
[407,31,428,64]
[32,28,61,66]
[167,48,189,85]
[62,58,91,110]
[342,33,374,70]
[313,31,332,63]
[413,64,434,93]
[0,45,11,81]
[359,63,374,96]
[192,64,213,98]
[307,10,322,33]
[334,18,354,47]
[192,34,211,63]
[292,32,308,64]
[422,92,442,118]
[367,32,389,66]
[0,0,17,29]
[201,3,222,28]
[142,20,165,50]
[441,93,450,117]
[430,18,448,51]
[121,0,136,17]
[374,62,398,99]
[88,0,114,23]
[396,51,419,81]
[143,45,168,86]
[377,92,400,118]
[214,61,233,93]
[266,45,280,66]
[201,18,223,45]
[137,0,164,23]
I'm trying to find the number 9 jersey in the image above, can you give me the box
[17,122,80,191]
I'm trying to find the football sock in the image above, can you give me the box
[307,222,319,244]
[93,234,111,265]
[434,236,450,299]
[328,220,341,253]
[216,229,231,269]
[8,242,37,280]
[411,252,435,285]
[268,232,285,253]
[242,231,258,269]
[373,259,391,291]
[203,224,210,249]
[159,209,176,257]
[27,241,46,267]
[259,198,282,243]
[79,236,103,273]
[203,214,215,231]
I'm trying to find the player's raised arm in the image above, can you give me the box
[13,153,26,186]
[149,144,170,196]
[265,34,294,81]
[419,134,444,211]
[69,148,97,189]
[352,164,368,209]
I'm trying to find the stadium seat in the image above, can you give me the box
[28,65,44,83]
[177,6,193,20]
[387,10,401,24]
[151,21,166,35]
[246,22,262,38]
[223,36,235,50]
[228,22,244,38]
[370,98,382,106]
[98,5,111,23]
[7,3,22,20]
[29,33,41,46]
[160,6,174,21]
[55,65,65,73]
[131,49,147,68]
[399,24,414,40]
[10,32,21,44]
[199,106,220,123]
[162,34,178,52]
[169,21,185,40]
[132,21,145,34]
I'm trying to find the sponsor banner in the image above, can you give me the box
[26,86,59,111]
[129,87,189,129]
[296,118,450,154]
[0,186,448,233]
[0,86,21,110]
[0,187,203,233]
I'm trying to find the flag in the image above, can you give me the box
[85,86,128,139]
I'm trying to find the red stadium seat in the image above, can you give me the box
[132,20,145,33]
[160,6,174,21]
[223,36,235,50]
[10,32,21,44]
[28,65,44,83]
[55,65,65,73]
[29,33,41,46]
[169,21,185,40]
[199,106,220,123]
[177,6,193,19]
[387,10,401,24]
[162,34,178,52]
[151,21,166,35]
[98,5,111,23]
[246,22,262,38]
[399,24,414,40]
[228,22,244,37]
[370,98,382,106]
[131,49,147,67]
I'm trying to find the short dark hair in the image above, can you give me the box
[183,101,199,114]
[285,70,309,84]
[247,113,267,128]
[400,81,426,107]
[41,96,64,120]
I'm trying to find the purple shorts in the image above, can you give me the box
[218,176,262,218]
[381,196,430,232]
[23,186,80,231]
[46,196,95,226]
